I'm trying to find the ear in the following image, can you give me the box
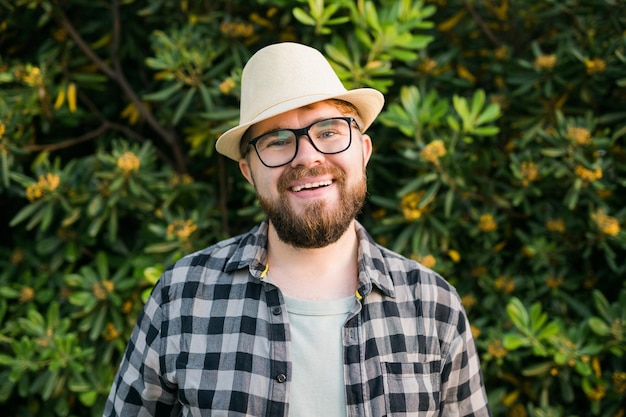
[361,134,373,166]
[239,158,255,186]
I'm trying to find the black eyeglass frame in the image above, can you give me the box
[246,116,360,168]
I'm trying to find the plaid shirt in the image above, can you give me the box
[105,220,491,417]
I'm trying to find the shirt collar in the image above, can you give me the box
[223,219,395,298]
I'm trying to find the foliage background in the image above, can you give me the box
[1,0,625,416]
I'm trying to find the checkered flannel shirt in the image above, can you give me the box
[104,220,491,417]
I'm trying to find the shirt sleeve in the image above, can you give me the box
[440,305,491,417]
[103,279,179,417]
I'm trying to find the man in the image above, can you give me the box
[105,42,491,416]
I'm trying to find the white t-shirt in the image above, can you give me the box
[283,294,356,417]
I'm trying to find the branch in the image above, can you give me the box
[461,0,502,47]
[55,3,187,173]
[24,124,108,152]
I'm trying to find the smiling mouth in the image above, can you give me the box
[291,180,333,192]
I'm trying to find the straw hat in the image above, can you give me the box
[215,42,385,161]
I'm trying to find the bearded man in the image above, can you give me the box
[105,42,491,417]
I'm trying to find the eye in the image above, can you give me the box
[312,119,349,140]
[257,131,294,150]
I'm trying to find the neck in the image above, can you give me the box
[265,220,360,300]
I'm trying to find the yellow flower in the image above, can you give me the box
[613,371,626,394]
[10,248,24,264]
[19,287,35,303]
[494,45,508,60]
[219,77,236,95]
[25,173,61,201]
[417,254,436,269]
[448,249,461,263]
[546,276,564,289]
[102,280,115,293]
[478,213,498,232]
[461,294,477,309]
[574,165,602,183]
[371,208,387,220]
[591,209,621,236]
[67,82,77,113]
[567,126,591,145]
[121,102,141,125]
[170,174,194,186]
[534,54,557,70]
[545,218,565,233]
[400,191,428,221]
[437,9,466,32]
[167,219,198,240]
[509,403,527,417]
[103,322,120,341]
[585,57,606,75]
[22,66,43,86]
[418,58,437,74]
[219,21,254,38]
[52,27,68,41]
[597,189,612,199]
[92,282,108,300]
[420,139,446,164]
[456,64,476,84]
[520,161,539,186]
[117,151,141,175]
[123,299,134,314]
[487,339,508,358]
[471,265,487,278]
[586,384,606,401]
[494,275,515,294]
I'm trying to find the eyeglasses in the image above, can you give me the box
[247,117,360,168]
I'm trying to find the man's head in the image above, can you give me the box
[215,42,384,161]
[216,43,384,248]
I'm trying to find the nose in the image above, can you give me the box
[290,134,324,167]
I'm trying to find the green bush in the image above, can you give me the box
[0,0,624,416]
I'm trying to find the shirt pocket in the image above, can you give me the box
[381,360,441,417]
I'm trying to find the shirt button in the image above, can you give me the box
[272,306,282,315]
[276,374,287,383]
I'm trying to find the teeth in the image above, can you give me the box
[291,180,332,192]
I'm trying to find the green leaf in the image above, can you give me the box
[470,126,500,136]
[144,266,163,285]
[172,87,196,125]
[9,199,46,227]
[540,148,567,157]
[142,82,184,102]
[475,103,501,126]
[95,251,109,280]
[78,390,98,407]
[144,241,183,253]
[507,297,530,331]
[292,8,316,26]
[470,89,486,120]
[521,361,553,377]
[503,333,531,350]
[588,317,611,336]
[592,290,612,322]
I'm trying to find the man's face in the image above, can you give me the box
[239,101,373,249]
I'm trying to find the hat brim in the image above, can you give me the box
[215,88,384,161]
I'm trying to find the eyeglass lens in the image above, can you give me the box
[251,117,353,167]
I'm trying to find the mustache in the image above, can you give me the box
[277,164,345,192]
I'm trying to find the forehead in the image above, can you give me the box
[249,101,356,136]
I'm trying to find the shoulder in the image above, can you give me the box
[156,222,266,293]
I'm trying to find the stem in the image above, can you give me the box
[55,2,187,173]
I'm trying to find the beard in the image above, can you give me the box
[256,164,367,249]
